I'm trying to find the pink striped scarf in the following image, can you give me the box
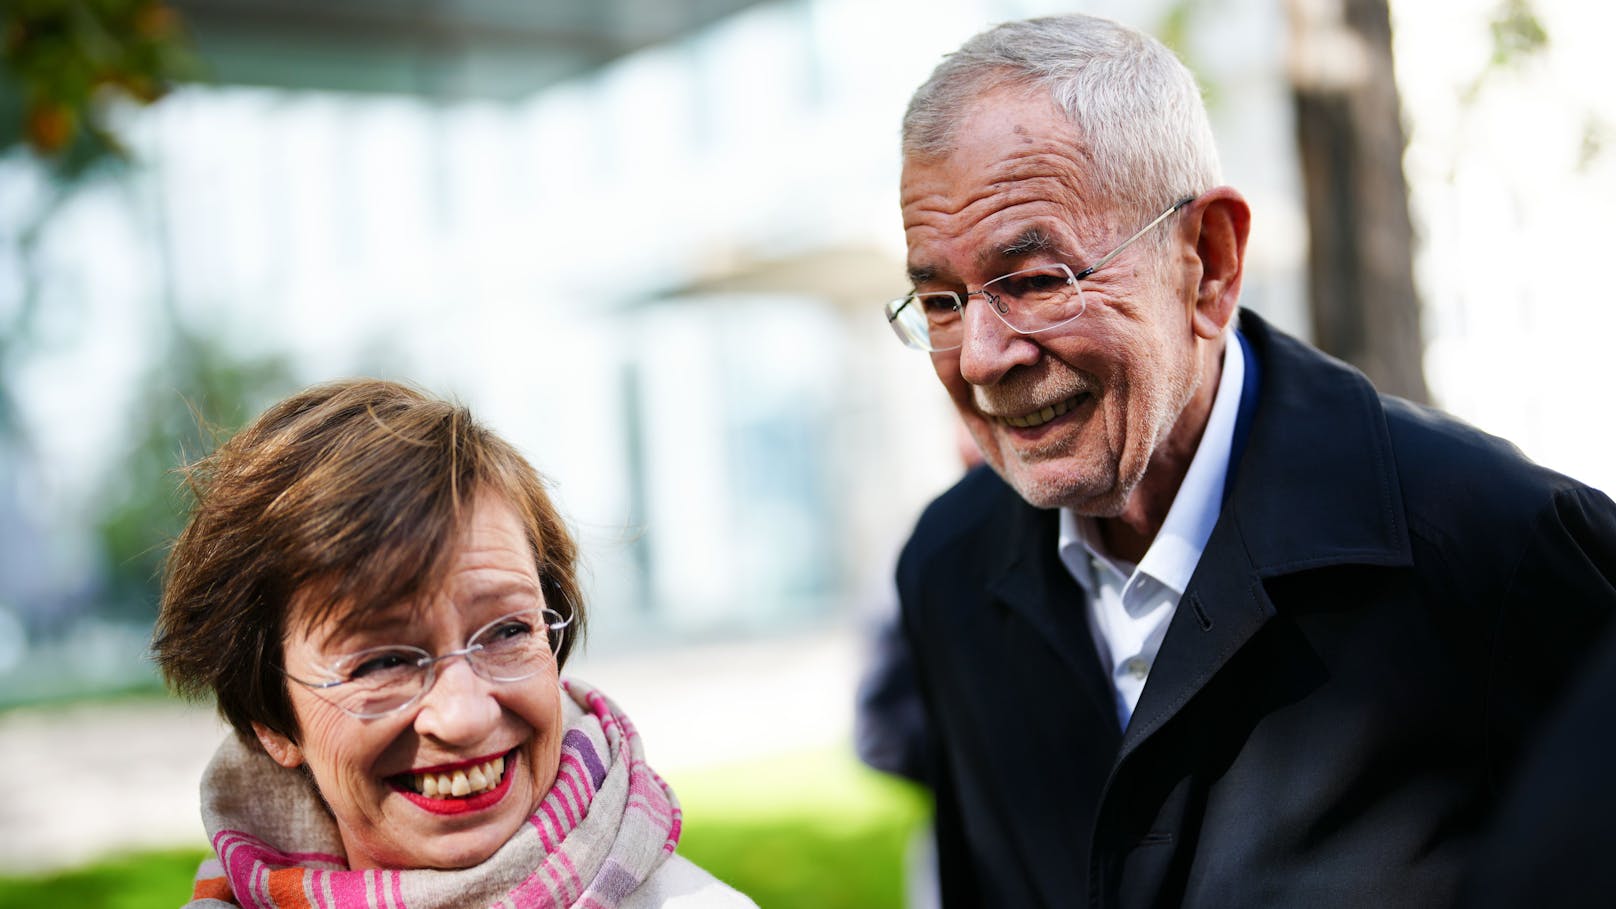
[186,679,681,909]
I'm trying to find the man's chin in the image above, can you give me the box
[994,460,1125,515]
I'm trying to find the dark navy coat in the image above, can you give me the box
[897,311,1616,908]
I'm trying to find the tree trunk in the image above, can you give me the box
[1286,0,1430,403]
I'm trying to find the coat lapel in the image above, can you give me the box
[1119,312,1415,760]
[987,497,1122,739]
[979,482,1122,907]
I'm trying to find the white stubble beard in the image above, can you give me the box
[982,344,1203,517]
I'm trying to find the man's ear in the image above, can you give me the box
[1185,186,1251,340]
[253,721,305,769]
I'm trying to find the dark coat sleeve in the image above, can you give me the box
[894,467,1006,908]
[1464,485,1616,907]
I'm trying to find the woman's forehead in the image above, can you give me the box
[287,489,542,638]
[293,571,543,649]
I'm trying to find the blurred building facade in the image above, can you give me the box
[0,0,1307,700]
[3,0,1609,703]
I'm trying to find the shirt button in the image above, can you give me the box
[1123,657,1151,679]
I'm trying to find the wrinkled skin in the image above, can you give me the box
[254,493,564,871]
[899,85,1250,559]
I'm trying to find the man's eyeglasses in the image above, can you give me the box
[884,196,1196,352]
[285,606,572,719]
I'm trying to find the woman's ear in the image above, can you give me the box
[1187,186,1251,340]
[253,722,305,769]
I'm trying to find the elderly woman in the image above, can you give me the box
[154,379,753,908]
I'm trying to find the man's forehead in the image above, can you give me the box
[897,88,1118,278]
[901,172,1105,271]
[936,86,1075,150]
[901,131,1086,193]
[951,79,1066,130]
[904,217,1077,281]
[899,119,1098,218]
[900,160,1089,216]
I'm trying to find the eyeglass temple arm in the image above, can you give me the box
[1072,195,1198,281]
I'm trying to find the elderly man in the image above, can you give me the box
[885,14,1616,908]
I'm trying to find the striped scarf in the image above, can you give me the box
[186,679,681,909]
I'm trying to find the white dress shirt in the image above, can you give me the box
[1057,335,1246,729]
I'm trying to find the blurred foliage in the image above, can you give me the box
[0,0,199,176]
[0,2,282,628]
[0,677,170,714]
[1580,117,1611,173]
[1462,0,1549,104]
[0,749,931,909]
[1487,0,1548,68]
[92,326,296,621]
[0,0,199,445]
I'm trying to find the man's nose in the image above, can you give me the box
[957,291,1039,386]
[412,657,500,744]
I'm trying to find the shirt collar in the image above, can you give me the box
[1059,334,1247,597]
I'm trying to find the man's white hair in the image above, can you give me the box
[902,15,1222,226]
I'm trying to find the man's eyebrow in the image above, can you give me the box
[906,265,937,286]
[991,226,1059,263]
[908,226,1062,286]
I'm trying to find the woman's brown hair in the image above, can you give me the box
[153,378,585,745]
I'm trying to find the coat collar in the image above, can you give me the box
[1223,310,1413,577]
[1119,310,1413,756]
[976,311,1415,759]
[983,311,1412,598]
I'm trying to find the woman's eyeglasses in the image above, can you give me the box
[285,607,572,719]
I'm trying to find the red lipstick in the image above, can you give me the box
[408,749,510,775]
[391,750,517,816]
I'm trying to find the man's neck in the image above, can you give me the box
[1096,341,1226,564]
[1097,457,1194,564]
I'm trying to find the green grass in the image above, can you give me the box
[671,748,931,907]
[0,747,929,909]
[0,847,209,909]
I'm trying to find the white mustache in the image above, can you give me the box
[973,368,1096,417]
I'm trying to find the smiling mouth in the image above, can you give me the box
[999,394,1087,429]
[393,750,512,799]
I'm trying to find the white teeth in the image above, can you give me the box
[409,756,506,799]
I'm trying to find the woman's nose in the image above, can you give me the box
[412,657,500,744]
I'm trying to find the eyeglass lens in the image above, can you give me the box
[324,608,564,717]
[888,263,1082,351]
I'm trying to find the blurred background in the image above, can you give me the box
[0,0,1611,905]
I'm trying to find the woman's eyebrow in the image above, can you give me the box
[319,612,413,651]
[320,582,542,649]
[462,580,543,606]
